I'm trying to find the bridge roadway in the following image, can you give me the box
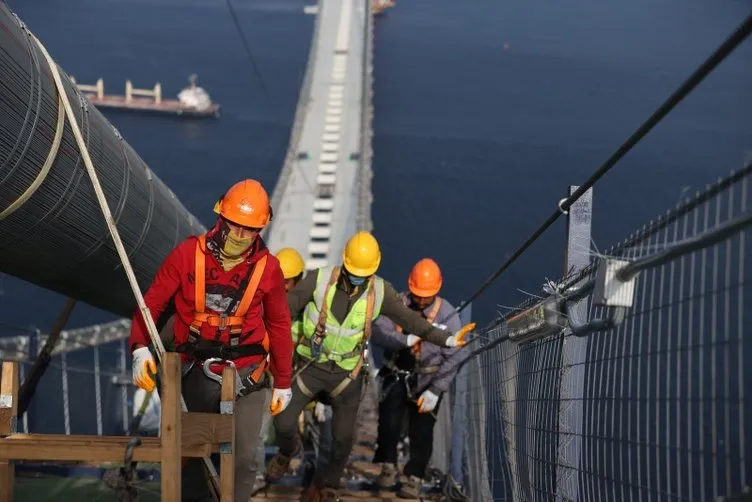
[264,0,374,270]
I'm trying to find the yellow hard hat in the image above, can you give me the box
[342,231,381,277]
[276,248,305,279]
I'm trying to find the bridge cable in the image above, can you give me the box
[457,11,752,314]
[222,0,272,101]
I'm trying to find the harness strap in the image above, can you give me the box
[195,236,207,313]
[391,296,442,368]
[395,296,442,333]
[311,266,341,345]
[383,359,441,375]
[191,235,269,337]
[297,337,361,360]
[295,375,315,398]
[329,276,377,398]
[188,235,272,384]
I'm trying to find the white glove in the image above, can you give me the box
[432,323,447,330]
[270,387,293,416]
[417,390,439,413]
[314,402,327,422]
[132,347,157,392]
[445,322,476,347]
[406,334,420,347]
[445,335,462,348]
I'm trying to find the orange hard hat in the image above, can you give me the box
[408,258,442,297]
[213,179,272,228]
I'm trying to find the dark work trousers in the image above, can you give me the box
[181,364,268,502]
[273,361,364,487]
[373,372,441,479]
[303,406,333,472]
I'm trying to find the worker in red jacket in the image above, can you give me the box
[129,179,294,502]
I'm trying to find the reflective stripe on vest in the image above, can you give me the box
[297,266,384,370]
[191,235,270,382]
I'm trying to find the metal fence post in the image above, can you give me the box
[556,185,593,501]
[93,344,103,435]
[450,303,473,485]
[60,350,71,435]
[119,338,129,433]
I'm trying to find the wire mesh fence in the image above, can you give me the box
[440,162,752,502]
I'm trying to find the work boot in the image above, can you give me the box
[397,475,422,499]
[266,451,294,482]
[377,462,398,489]
[320,487,340,501]
[300,484,322,502]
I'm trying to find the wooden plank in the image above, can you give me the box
[0,361,19,502]
[161,353,181,502]
[219,365,236,502]
[250,486,420,501]
[0,435,209,462]
[181,411,233,447]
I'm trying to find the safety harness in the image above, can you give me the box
[175,235,271,396]
[296,266,376,399]
[384,296,443,375]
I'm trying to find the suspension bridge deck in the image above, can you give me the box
[264,0,374,267]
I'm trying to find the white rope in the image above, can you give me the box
[30,32,221,493]
[31,36,167,360]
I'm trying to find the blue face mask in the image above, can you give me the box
[348,275,366,286]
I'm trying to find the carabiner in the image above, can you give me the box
[202,358,245,398]
[202,358,227,385]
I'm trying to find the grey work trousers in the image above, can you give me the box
[182,365,269,502]
[274,362,364,488]
[253,390,272,478]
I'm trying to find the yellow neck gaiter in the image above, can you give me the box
[220,233,253,271]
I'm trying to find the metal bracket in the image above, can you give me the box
[505,294,567,344]
[0,394,12,409]
[593,258,637,307]
[219,400,234,415]
[560,260,635,338]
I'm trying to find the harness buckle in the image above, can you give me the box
[310,335,324,360]
[217,313,229,330]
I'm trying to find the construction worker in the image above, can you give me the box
[278,247,334,480]
[253,246,322,491]
[129,179,294,502]
[265,231,469,501]
[371,258,464,498]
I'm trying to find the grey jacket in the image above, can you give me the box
[371,294,463,396]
